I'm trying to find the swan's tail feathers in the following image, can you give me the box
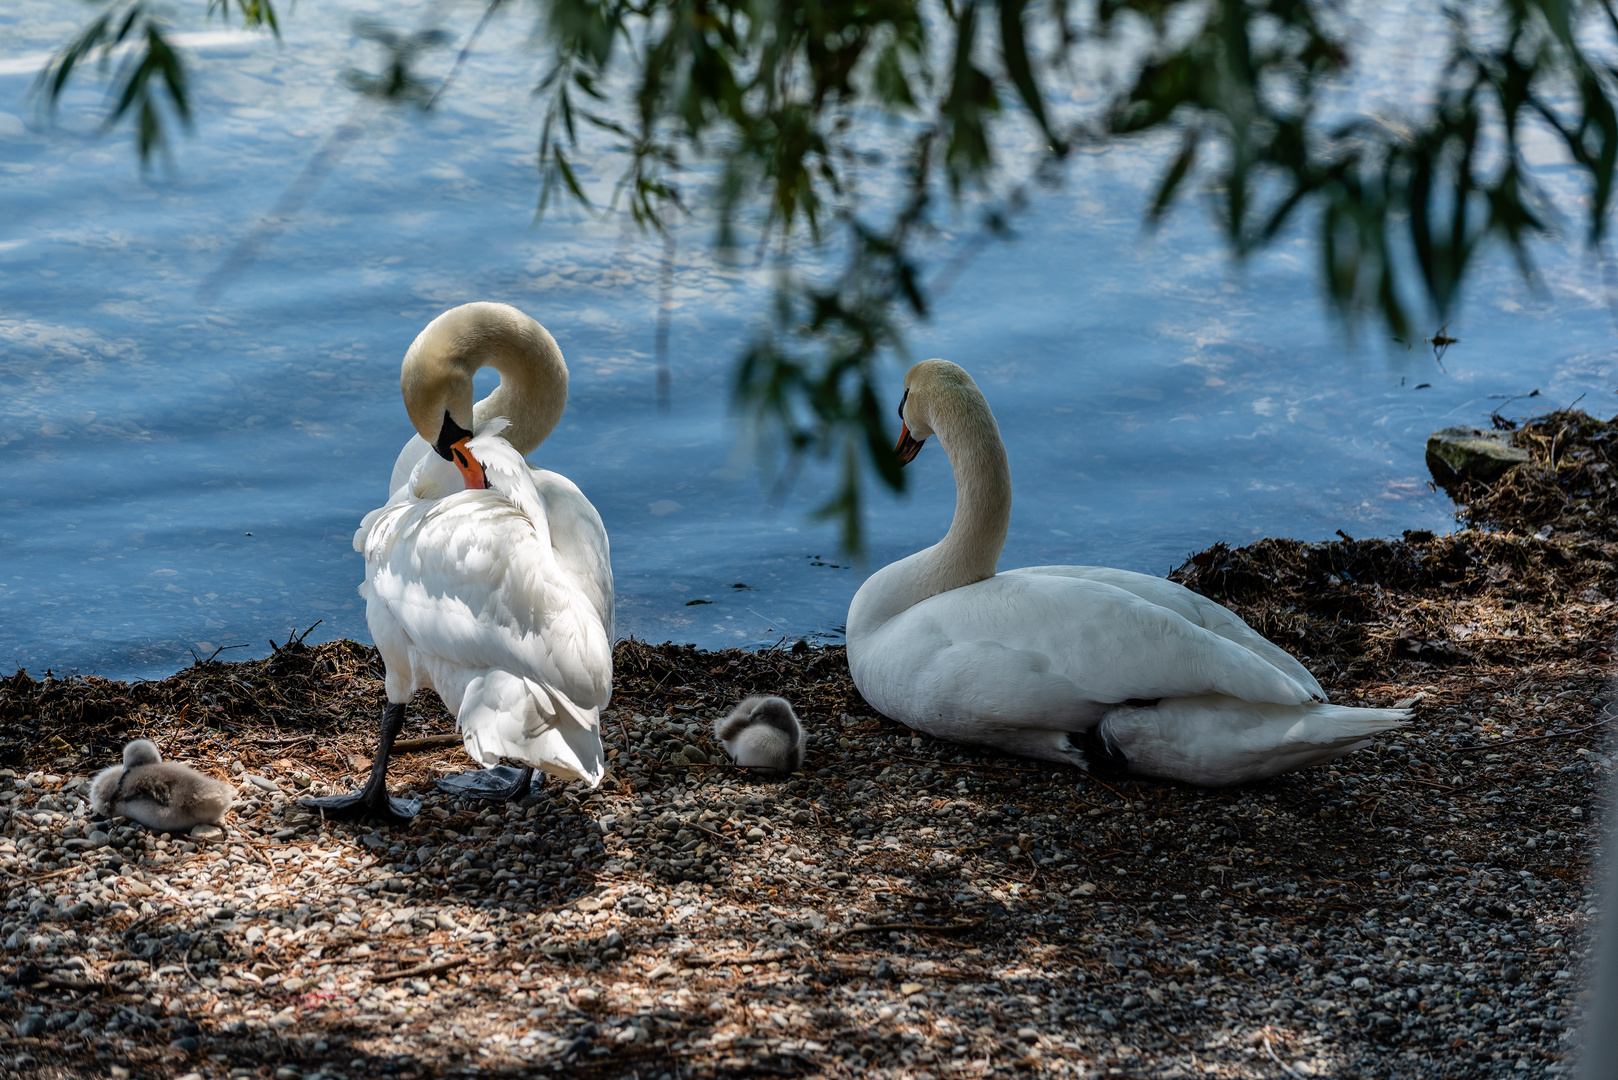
[1096,696,1410,787]
[457,670,605,787]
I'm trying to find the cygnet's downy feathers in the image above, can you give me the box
[89,740,235,834]
[715,696,805,774]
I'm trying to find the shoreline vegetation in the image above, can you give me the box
[0,411,1614,1078]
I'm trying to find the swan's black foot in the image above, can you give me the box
[303,700,419,825]
[435,765,535,802]
[1069,727,1129,778]
[299,789,421,826]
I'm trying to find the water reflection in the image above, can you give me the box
[1,1,1614,679]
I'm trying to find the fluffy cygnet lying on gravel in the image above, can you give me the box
[715,696,805,775]
[89,739,234,833]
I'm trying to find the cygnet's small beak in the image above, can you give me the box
[895,424,925,466]
[448,436,488,490]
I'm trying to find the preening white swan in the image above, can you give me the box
[845,359,1408,787]
[301,302,613,824]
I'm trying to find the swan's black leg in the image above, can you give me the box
[435,763,536,802]
[299,702,421,825]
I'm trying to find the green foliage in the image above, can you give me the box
[36,0,1618,551]
[342,22,452,107]
[36,1,280,162]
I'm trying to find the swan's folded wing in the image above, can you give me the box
[362,489,612,715]
[909,573,1320,709]
[530,467,614,648]
[1006,566,1326,700]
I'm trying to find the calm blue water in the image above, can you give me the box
[3,2,1616,679]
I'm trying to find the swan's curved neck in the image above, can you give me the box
[468,326,567,457]
[919,402,1011,596]
[847,375,1011,641]
[404,304,568,458]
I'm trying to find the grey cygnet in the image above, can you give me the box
[715,696,805,774]
[89,739,235,834]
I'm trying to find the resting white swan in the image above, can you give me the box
[301,302,613,824]
[846,359,1408,787]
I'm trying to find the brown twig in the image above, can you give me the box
[40,974,107,993]
[250,735,318,748]
[1261,1033,1304,1078]
[888,754,1045,774]
[680,948,794,968]
[1448,716,1617,755]
[828,919,984,941]
[1391,778,1464,793]
[370,956,472,983]
[1070,768,1129,803]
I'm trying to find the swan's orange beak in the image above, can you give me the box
[448,436,488,490]
[895,424,925,466]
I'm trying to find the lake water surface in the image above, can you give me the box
[4,1,1617,679]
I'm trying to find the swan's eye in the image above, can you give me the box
[897,388,909,423]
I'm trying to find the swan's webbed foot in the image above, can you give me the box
[435,764,536,802]
[300,788,422,826]
[298,701,420,826]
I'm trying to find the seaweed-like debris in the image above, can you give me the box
[0,636,399,775]
[611,639,861,723]
[1461,408,1618,542]
[1169,409,1618,684]
[0,637,865,777]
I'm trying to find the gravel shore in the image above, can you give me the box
[0,409,1614,1080]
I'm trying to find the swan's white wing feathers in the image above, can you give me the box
[363,491,610,711]
[858,572,1317,738]
[1007,566,1326,699]
[357,445,612,783]
[459,669,604,784]
[530,467,614,646]
[1098,697,1408,786]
